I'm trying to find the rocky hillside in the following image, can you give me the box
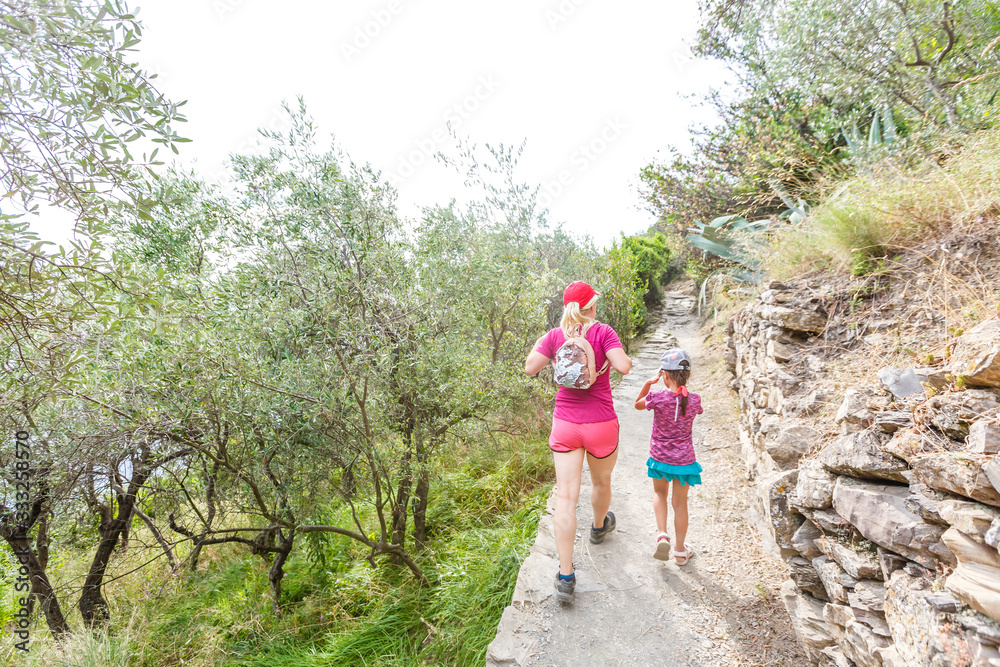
[724,262,1000,666]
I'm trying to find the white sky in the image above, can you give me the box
[35,0,731,249]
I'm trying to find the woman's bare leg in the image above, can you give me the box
[552,449,585,575]
[587,447,618,531]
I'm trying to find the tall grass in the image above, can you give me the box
[15,608,147,667]
[767,129,1000,277]
[8,437,552,666]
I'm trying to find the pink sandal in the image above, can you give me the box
[672,543,694,565]
[653,533,671,561]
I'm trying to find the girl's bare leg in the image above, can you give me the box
[652,477,670,535]
[671,480,690,548]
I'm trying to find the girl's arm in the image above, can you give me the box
[634,372,662,410]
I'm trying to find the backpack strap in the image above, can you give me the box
[580,337,599,387]
[579,321,609,379]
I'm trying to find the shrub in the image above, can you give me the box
[766,129,1000,277]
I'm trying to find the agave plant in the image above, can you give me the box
[686,214,774,315]
[769,179,811,224]
[686,179,815,314]
[685,213,771,269]
[841,106,897,159]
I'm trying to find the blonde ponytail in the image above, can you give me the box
[560,295,598,339]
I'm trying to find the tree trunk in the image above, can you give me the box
[340,459,356,497]
[79,457,151,627]
[390,449,412,558]
[412,471,430,548]
[78,518,125,626]
[167,513,203,572]
[26,513,50,617]
[190,540,205,572]
[412,431,430,548]
[0,463,69,637]
[268,529,295,614]
[1,533,70,638]
[190,458,219,572]
[35,514,49,570]
[926,74,959,126]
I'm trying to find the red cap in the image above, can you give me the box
[563,281,600,307]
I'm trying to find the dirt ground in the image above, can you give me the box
[486,285,806,667]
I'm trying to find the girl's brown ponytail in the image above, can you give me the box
[666,369,690,417]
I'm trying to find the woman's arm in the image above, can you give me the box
[634,372,662,410]
[606,347,632,375]
[524,334,550,375]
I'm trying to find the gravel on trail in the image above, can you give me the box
[486,286,806,667]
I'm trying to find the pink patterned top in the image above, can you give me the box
[644,390,703,465]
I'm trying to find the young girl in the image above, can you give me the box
[633,348,703,564]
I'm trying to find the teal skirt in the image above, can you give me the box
[646,458,703,486]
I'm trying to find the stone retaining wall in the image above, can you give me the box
[727,280,1000,666]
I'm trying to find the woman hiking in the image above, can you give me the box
[524,280,632,603]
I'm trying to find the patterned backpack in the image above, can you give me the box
[553,324,610,389]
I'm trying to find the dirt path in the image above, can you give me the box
[486,285,806,667]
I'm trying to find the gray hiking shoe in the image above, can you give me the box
[554,572,575,603]
[590,511,616,544]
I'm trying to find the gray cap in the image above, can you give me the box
[659,348,692,371]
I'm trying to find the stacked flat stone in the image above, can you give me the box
[727,281,1000,667]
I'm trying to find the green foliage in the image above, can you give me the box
[4,99,657,658]
[111,171,233,274]
[699,0,1000,131]
[841,108,897,159]
[639,150,740,237]
[766,128,1000,277]
[685,212,777,315]
[600,239,647,350]
[19,440,550,667]
[0,0,190,423]
[0,18,664,654]
[15,624,143,667]
[640,87,845,240]
[0,544,17,629]
[619,232,673,304]
[642,0,1000,286]
[0,0,187,230]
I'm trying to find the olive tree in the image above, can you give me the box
[698,0,1000,129]
[1,0,188,637]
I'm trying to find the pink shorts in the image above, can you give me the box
[549,416,619,459]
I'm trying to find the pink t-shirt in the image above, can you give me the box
[645,390,703,465]
[535,322,623,423]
